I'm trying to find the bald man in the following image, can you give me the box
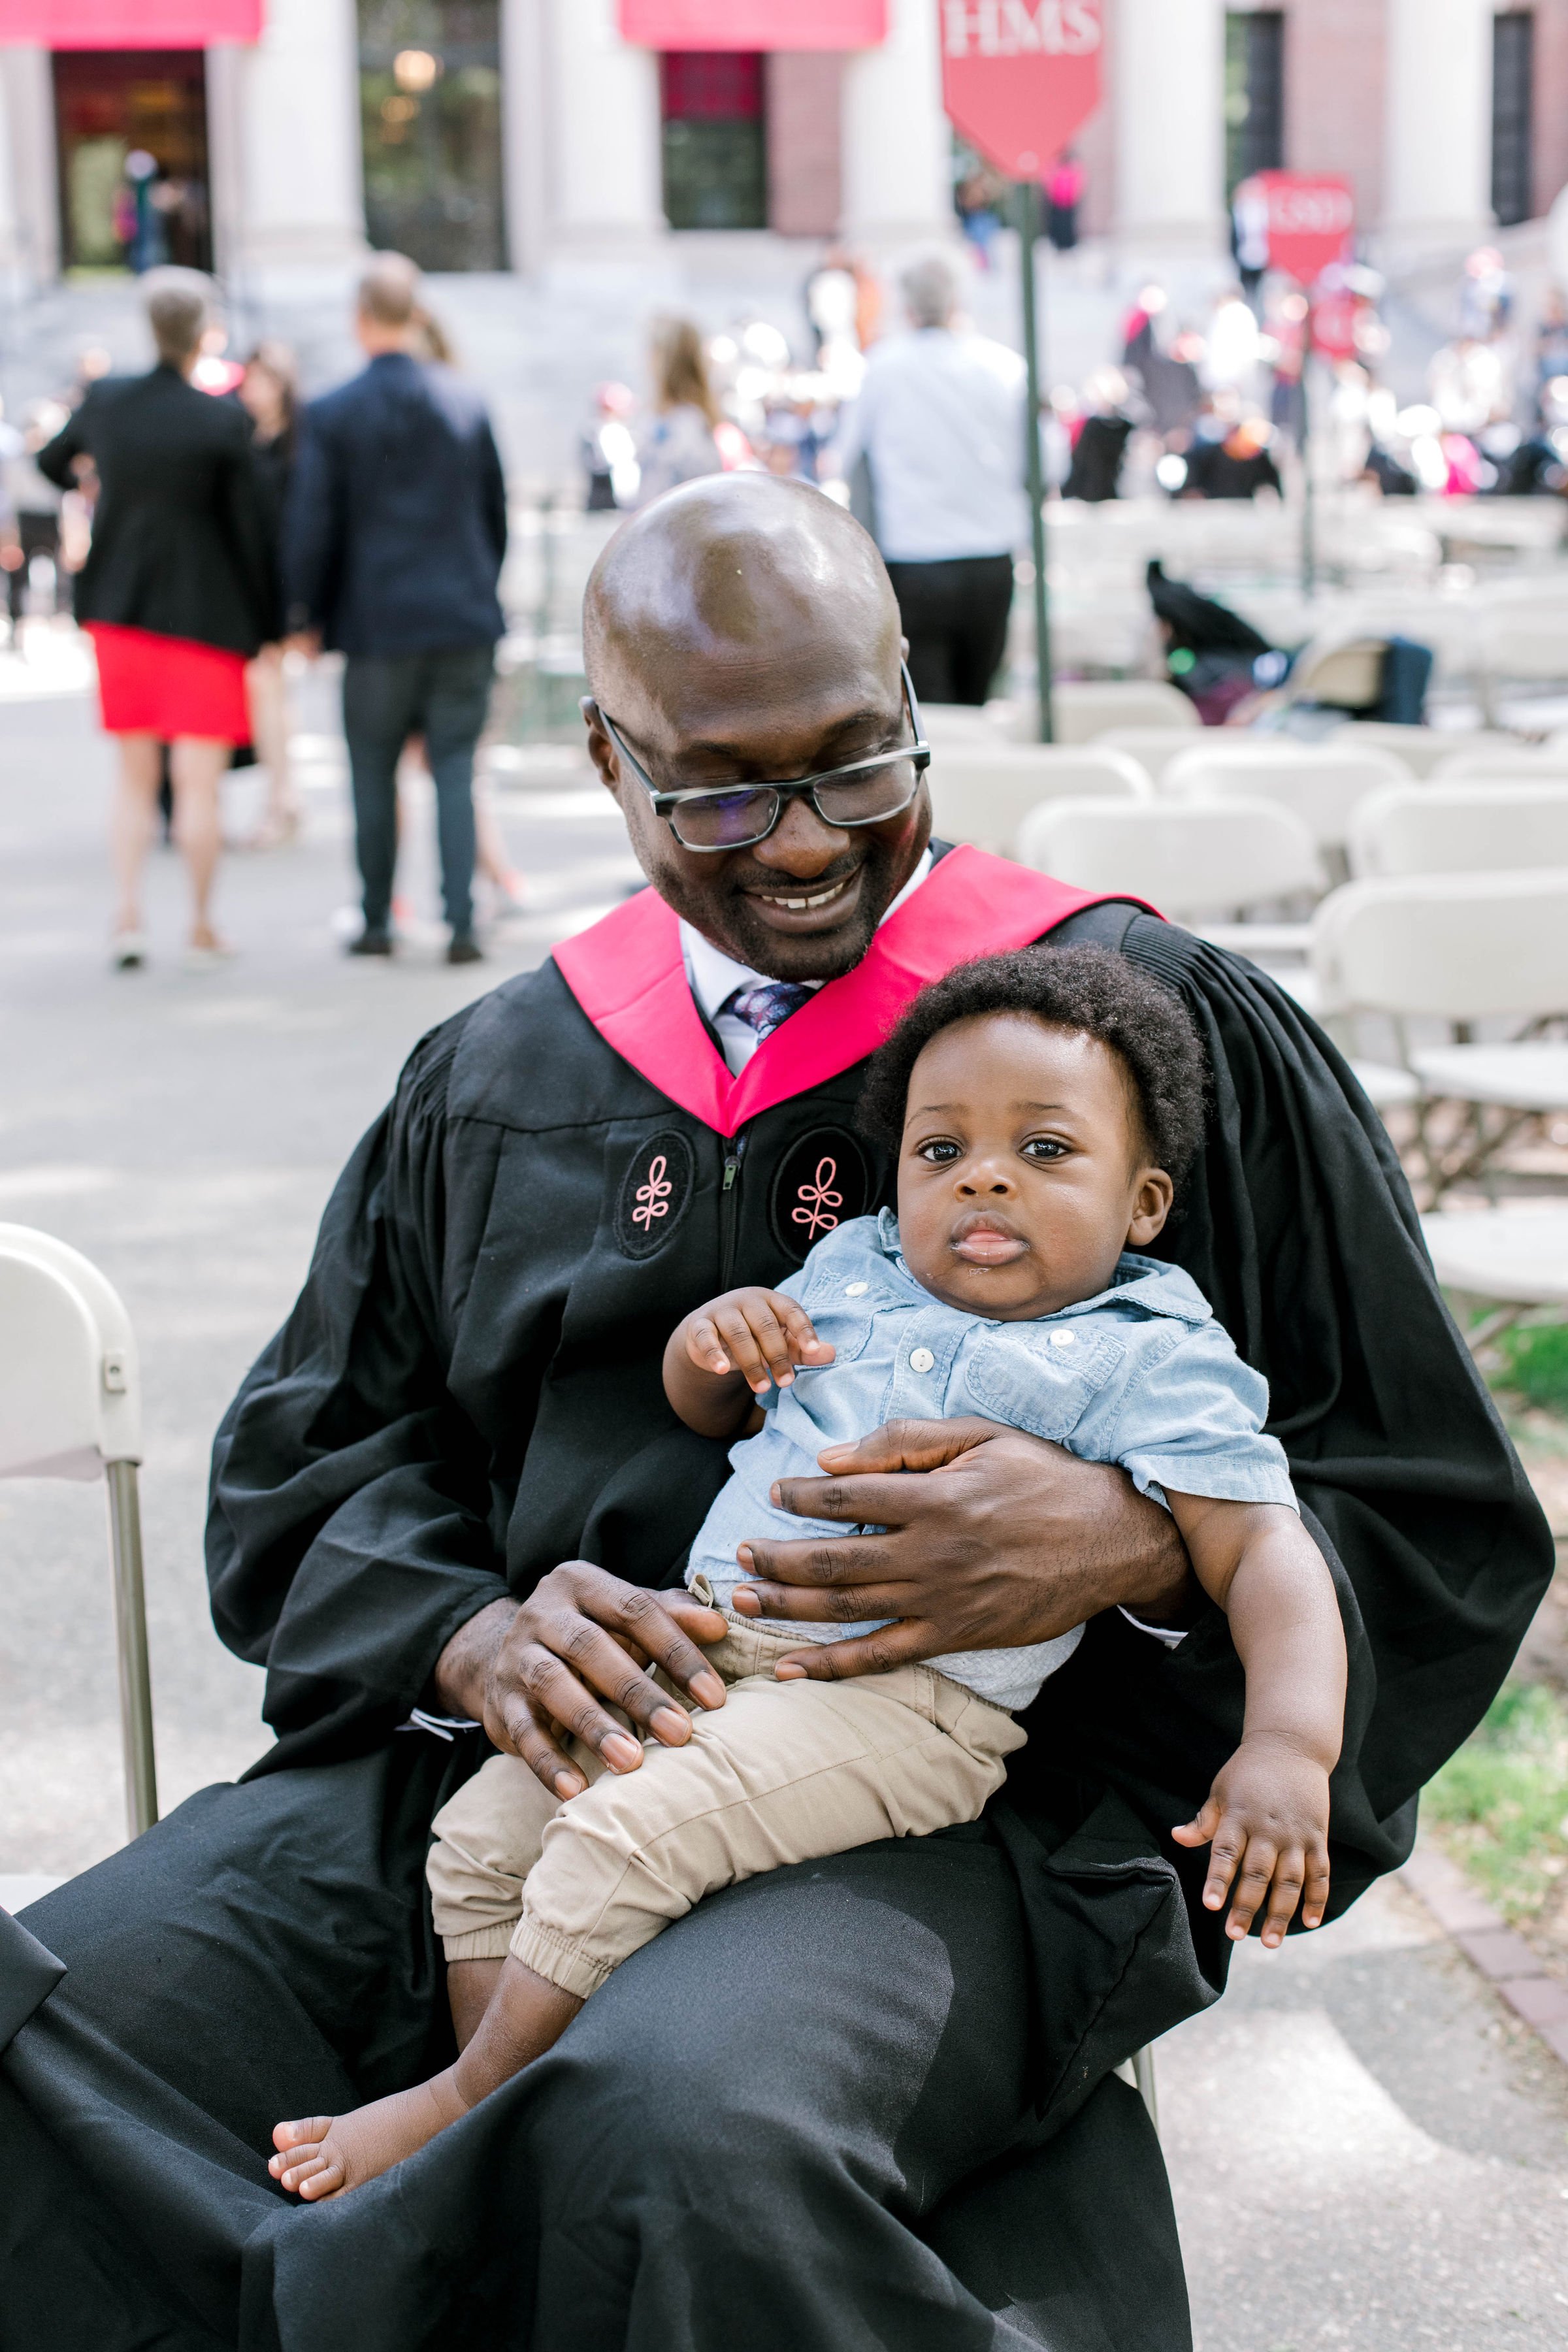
[3,479,1548,2351]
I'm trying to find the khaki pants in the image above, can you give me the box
[427,1616,1026,2002]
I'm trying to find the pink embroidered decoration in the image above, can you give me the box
[632,1154,673,1230]
[791,1156,844,1240]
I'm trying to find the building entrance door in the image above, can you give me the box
[358,0,506,272]
[53,50,211,274]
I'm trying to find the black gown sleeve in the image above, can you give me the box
[206,1012,507,1769]
[1029,915,1555,1923]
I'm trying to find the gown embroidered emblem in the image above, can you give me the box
[768,1128,875,1263]
[615,1131,696,1258]
[791,1158,844,1240]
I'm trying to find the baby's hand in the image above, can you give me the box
[1171,1733,1331,1948]
[682,1288,834,1396]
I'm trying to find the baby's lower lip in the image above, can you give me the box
[953,1231,1027,1264]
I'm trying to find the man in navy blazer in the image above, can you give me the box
[284,253,507,964]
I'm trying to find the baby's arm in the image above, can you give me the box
[1167,1495,1347,1948]
[663,1288,835,1439]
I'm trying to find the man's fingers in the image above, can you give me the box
[1222,1836,1280,1941]
[741,1531,896,1589]
[602,1588,726,1705]
[502,1699,587,1798]
[1259,1849,1307,1948]
[810,1416,1011,1479]
[731,1569,902,1624]
[773,1624,932,1680]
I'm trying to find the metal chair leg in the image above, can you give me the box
[105,1460,158,1838]
[1132,2043,1159,2138]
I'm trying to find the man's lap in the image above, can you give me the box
[2,1745,1188,2349]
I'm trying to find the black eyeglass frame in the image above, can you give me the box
[590,661,931,853]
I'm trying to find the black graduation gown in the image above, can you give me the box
[0,850,1550,2352]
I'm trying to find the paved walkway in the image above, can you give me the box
[2,674,1565,2349]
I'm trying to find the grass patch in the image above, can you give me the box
[1493,1320,1568,1414]
[1426,1682,1568,1922]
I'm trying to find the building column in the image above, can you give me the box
[841,0,952,246]
[546,0,662,248]
[1383,0,1492,254]
[0,49,57,285]
[500,0,549,275]
[1113,0,1226,253]
[226,0,367,276]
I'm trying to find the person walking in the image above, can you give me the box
[836,255,1026,706]
[238,341,301,849]
[282,251,506,964]
[37,267,271,968]
[634,316,726,507]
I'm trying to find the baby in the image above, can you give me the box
[270,943,1347,2200]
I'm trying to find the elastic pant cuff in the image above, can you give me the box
[440,1925,517,1963]
[508,1917,616,2002]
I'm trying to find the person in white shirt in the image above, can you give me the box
[836,253,1026,704]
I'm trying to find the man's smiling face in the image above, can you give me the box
[581,476,931,983]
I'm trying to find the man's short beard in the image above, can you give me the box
[663,832,908,981]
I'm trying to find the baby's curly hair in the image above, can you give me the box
[858,944,1209,1182]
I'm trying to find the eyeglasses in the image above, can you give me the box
[593,662,931,853]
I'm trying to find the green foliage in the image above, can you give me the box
[1426,1682,1568,1921]
[1492,1320,1568,1413]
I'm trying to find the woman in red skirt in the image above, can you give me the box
[39,269,273,968]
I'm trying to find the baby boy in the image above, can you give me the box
[270,943,1347,2198]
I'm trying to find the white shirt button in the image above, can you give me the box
[845,1281,869,1296]
[1050,1330,1077,1348]
[909,1346,936,1373]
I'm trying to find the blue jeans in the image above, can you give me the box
[342,644,495,934]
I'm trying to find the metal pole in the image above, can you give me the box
[1300,338,1317,600]
[1017,180,1054,742]
[106,1460,158,1838]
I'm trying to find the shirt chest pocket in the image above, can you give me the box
[962,1327,1125,1445]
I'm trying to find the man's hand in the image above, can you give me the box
[729,1419,1194,1678]
[432,1566,727,1799]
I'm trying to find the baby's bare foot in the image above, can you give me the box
[269,2072,468,2198]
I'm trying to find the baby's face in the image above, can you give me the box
[894,1014,1174,1322]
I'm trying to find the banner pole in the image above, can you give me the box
[1017,180,1054,743]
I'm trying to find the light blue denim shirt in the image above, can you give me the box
[686,1209,1297,1711]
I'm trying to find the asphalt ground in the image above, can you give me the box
[2,651,1565,2350]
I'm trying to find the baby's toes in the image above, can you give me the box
[297,2155,346,2200]
[272,2114,335,2154]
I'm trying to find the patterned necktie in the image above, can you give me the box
[719,980,815,1041]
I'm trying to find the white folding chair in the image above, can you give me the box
[0,1224,155,1838]
[1089,725,1216,786]
[928,746,1150,855]
[1348,781,1568,879]
[1476,608,1568,723]
[1330,723,1514,780]
[1429,746,1568,785]
[1422,1207,1568,1351]
[917,702,1016,751]
[997,679,1198,746]
[1016,796,1324,956]
[1164,740,1411,869]
[1311,872,1568,1198]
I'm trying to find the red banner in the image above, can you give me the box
[941,0,1104,179]
[620,0,885,48]
[1237,171,1355,286]
[0,0,259,39]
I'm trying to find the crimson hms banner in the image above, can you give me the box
[0,0,260,41]
[619,1,886,49]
